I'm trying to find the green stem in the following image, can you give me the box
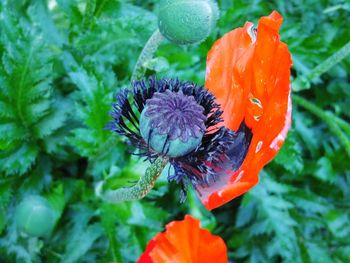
[301,40,350,82]
[293,95,350,158]
[308,40,350,80]
[97,30,166,203]
[97,157,169,203]
[293,40,350,91]
[131,29,165,81]
[333,116,350,136]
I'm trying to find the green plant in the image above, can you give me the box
[0,0,349,262]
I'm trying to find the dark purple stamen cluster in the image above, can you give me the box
[144,90,206,142]
[107,77,252,201]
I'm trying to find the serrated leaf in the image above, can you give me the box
[0,10,66,176]
[63,223,103,263]
[45,183,66,229]
[100,204,123,262]
[0,180,12,234]
[325,210,350,239]
[274,130,304,173]
[61,204,104,262]
[0,143,39,175]
[314,157,336,183]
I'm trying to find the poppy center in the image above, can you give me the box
[139,90,207,157]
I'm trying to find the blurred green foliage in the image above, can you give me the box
[0,0,349,262]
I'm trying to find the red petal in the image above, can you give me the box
[202,11,292,210]
[206,21,254,131]
[137,215,228,263]
[138,239,157,263]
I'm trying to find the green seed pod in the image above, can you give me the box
[140,107,203,157]
[139,90,206,158]
[158,0,219,45]
[15,195,55,237]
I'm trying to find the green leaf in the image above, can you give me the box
[61,204,104,263]
[100,204,123,262]
[0,179,12,234]
[45,183,67,229]
[0,144,39,175]
[314,157,336,183]
[67,67,128,176]
[274,130,304,173]
[0,10,67,176]
[325,210,350,239]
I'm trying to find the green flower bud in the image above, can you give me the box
[15,195,55,237]
[158,0,219,45]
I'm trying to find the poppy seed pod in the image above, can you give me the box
[15,195,55,237]
[158,0,219,45]
[139,90,206,157]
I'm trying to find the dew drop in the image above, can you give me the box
[256,141,263,153]
[250,97,263,109]
[233,170,244,183]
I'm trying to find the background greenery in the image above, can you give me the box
[0,0,349,262]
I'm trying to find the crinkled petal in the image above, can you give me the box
[205,21,254,132]
[202,11,292,210]
[137,215,228,263]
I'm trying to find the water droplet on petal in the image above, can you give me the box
[256,141,263,153]
[233,170,244,183]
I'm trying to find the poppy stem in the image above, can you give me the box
[294,40,350,87]
[96,157,169,203]
[307,40,350,81]
[97,31,167,203]
[293,95,350,158]
[131,29,165,81]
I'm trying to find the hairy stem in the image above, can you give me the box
[294,40,350,86]
[131,29,165,81]
[307,40,350,81]
[97,30,167,203]
[293,95,350,158]
[98,157,169,203]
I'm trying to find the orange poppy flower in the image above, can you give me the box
[137,215,228,263]
[199,11,292,210]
